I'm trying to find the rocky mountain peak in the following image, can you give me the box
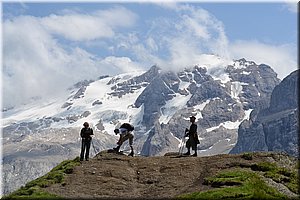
[269,70,298,114]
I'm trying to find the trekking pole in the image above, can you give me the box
[180,137,186,155]
[178,132,186,156]
[91,139,97,156]
[92,131,101,154]
[78,137,81,158]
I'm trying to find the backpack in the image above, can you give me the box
[120,123,134,132]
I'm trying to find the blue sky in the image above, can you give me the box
[2,2,298,107]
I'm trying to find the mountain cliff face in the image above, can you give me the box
[230,70,298,157]
[2,55,280,194]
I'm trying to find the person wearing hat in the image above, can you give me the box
[113,123,134,157]
[80,122,94,161]
[184,116,199,157]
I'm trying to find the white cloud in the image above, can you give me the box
[114,3,230,72]
[183,16,210,39]
[229,40,297,79]
[3,7,141,108]
[42,14,115,41]
[3,3,297,109]
[124,3,295,79]
[146,37,159,52]
[41,7,137,41]
[99,56,141,75]
[3,16,94,107]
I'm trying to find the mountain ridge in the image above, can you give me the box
[2,55,281,194]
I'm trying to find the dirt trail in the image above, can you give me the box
[45,151,297,199]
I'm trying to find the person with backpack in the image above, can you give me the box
[184,116,199,157]
[80,122,94,161]
[113,123,134,157]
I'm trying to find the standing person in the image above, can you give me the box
[80,122,94,161]
[113,123,134,157]
[184,116,199,157]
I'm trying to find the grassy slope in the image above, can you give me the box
[178,153,299,199]
[3,157,81,199]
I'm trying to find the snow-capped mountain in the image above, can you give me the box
[2,55,280,194]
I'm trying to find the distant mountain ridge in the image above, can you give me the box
[2,55,281,194]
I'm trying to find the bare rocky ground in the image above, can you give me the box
[45,151,298,199]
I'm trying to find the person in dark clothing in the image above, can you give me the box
[184,116,199,157]
[113,123,134,157]
[80,122,94,161]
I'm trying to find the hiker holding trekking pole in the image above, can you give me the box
[184,116,199,157]
[178,131,187,156]
[80,122,94,161]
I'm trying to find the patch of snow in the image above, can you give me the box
[191,54,233,84]
[244,109,253,120]
[193,100,210,119]
[220,83,226,88]
[159,93,192,124]
[194,100,210,111]
[240,82,249,86]
[241,71,251,75]
[178,80,190,90]
[212,73,231,84]
[206,109,253,132]
[197,54,233,69]
[231,82,243,99]
[233,60,247,69]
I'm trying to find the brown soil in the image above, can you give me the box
[45,151,296,199]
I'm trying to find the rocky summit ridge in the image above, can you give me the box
[5,151,299,199]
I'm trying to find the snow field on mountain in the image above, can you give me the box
[54,71,146,134]
[206,109,253,132]
[2,101,65,127]
[193,99,211,119]
[159,80,192,124]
